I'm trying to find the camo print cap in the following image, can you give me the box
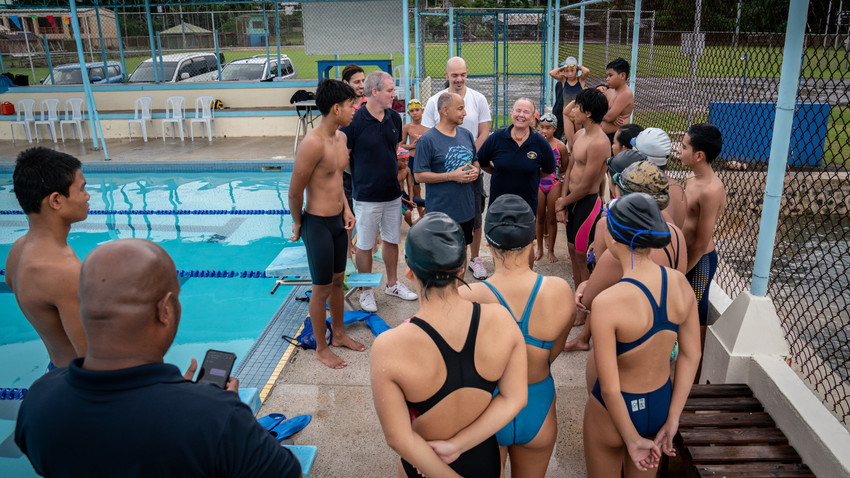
[617,160,670,211]
[539,113,558,127]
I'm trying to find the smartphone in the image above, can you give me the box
[196,349,236,389]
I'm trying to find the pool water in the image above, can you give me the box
[0,169,295,473]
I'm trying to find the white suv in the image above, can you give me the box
[187,55,297,82]
[128,52,223,83]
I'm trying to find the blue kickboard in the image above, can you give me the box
[266,245,310,278]
[282,445,317,477]
[238,388,261,415]
[346,273,383,288]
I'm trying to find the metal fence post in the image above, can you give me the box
[414,0,421,100]
[114,8,127,81]
[629,0,641,94]
[553,0,561,108]
[275,2,282,78]
[144,0,159,83]
[686,0,702,128]
[751,0,811,296]
[578,5,585,65]
[93,0,109,74]
[449,6,455,57]
[403,0,410,121]
[43,34,54,85]
[70,0,108,159]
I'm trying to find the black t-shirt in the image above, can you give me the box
[340,105,403,202]
[15,359,301,478]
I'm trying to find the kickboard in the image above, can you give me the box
[282,445,317,477]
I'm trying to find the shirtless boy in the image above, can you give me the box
[396,148,424,225]
[401,99,428,204]
[289,79,364,369]
[600,58,635,144]
[5,148,89,369]
[679,123,726,340]
[556,89,611,286]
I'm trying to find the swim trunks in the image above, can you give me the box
[301,211,347,286]
[539,147,562,195]
[566,194,602,253]
[686,249,718,326]
[591,378,672,437]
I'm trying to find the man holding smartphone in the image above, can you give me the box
[15,239,301,478]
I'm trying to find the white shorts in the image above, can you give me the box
[353,197,402,250]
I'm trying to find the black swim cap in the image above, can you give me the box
[606,193,671,249]
[485,194,536,250]
[607,149,646,178]
[405,212,466,280]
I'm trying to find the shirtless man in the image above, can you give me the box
[599,58,635,144]
[556,89,610,286]
[289,79,363,369]
[5,148,89,369]
[680,123,726,342]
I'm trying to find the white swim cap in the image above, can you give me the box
[634,127,672,166]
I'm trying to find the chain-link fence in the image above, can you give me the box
[551,0,848,428]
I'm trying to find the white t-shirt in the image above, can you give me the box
[422,87,491,140]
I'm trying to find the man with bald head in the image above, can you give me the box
[421,56,491,279]
[15,239,301,478]
[413,92,480,249]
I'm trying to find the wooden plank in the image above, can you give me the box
[696,463,814,477]
[679,428,789,446]
[679,412,775,428]
[688,384,753,398]
[685,396,763,412]
[689,445,802,464]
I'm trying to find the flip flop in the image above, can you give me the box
[269,414,312,441]
[257,413,286,431]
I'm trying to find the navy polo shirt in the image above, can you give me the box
[478,125,556,212]
[340,105,403,202]
[15,358,301,478]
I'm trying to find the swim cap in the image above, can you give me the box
[607,149,646,178]
[606,194,671,249]
[540,113,558,127]
[617,161,670,211]
[397,147,409,159]
[485,194,536,251]
[561,56,578,67]
[405,212,466,280]
[634,127,672,166]
[407,99,423,110]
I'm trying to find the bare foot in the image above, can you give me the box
[332,333,366,352]
[548,250,558,263]
[316,347,347,369]
[563,337,590,352]
[535,248,543,261]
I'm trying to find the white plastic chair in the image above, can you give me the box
[128,96,156,142]
[162,96,186,142]
[393,64,415,103]
[34,98,61,143]
[9,98,36,144]
[59,98,88,143]
[189,95,217,142]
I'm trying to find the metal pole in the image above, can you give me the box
[751,0,810,296]
[114,8,127,81]
[0,51,5,75]
[70,0,109,159]
[686,0,702,128]
[403,0,411,121]
[275,2,282,78]
[22,16,36,83]
[606,9,610,64]
[545,0,553,107]
[541,9,548,110]
[734,0,742,46]
[93,0,109,76]
[156,32,164,81]
[449,6,455,57]
[629,0,641,93]
[414,0,421,100]
[213,28,221,79]
[578,5,585,65]
[84,9,95,62]
[43,34,54,85]
[649,10,655,71]
[554,0,561,106]
[144,0,159,83]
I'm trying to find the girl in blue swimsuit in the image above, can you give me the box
[460,195,576,478]
[370,212,528,477]
[583,193,701,478]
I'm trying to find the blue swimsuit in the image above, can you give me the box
[485,275,557,446]
[591,267,678,437]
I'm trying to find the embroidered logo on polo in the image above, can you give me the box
[527,152,537,160]
[445,145,474,171]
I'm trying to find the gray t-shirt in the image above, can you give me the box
[413,127,477,224]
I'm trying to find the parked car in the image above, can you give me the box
[186,55,297,82]
[128,52,225,83]
[40,62,125,85]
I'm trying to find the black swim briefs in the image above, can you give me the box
[301,211,347,286]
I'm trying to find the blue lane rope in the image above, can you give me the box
[0,209,290,216]
[1,268,271,278]
[0,387,28,400]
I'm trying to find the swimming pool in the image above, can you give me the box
[0,164,296,474]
